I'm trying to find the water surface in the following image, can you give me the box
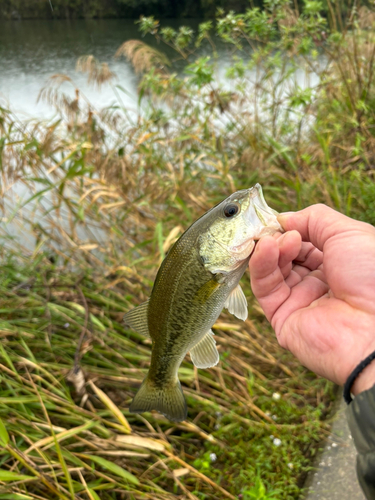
[0,19,205,119]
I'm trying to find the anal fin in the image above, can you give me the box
[123,300,150,337]
[190,330,219,369]
[224,284,248,321]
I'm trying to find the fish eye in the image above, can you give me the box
[223,203,240,218]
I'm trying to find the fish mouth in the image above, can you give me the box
[228,184,282,261]
[243,183,283,235]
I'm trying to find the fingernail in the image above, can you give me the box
[277,211,295,228]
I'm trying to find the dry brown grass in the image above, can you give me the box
[115,40,170,75]
[76,55,117,88]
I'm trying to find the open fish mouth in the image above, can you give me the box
[227,184,282,262]
[243,183,282,234]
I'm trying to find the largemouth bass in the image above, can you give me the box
[124,184,281,422]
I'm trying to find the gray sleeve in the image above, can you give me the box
[346,384,375,500]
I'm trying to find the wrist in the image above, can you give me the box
[351,358,375,396]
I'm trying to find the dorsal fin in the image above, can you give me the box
[123,300,150,337]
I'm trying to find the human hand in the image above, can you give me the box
[249,204,375,395]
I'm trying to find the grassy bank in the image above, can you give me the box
[0,1,375,498]
[0,254,333,499]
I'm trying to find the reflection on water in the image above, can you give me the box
[0,19,207,119]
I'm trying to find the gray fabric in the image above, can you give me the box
[346,384,375,499]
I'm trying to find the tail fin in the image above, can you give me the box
[129,376,187,422]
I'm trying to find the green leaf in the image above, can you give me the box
[154,222,165,260]
[88,489,101,500]
[174,196,191,221]
[61,449,87,468]
[0,418,9,446]
[24,138,38,151]
[20,187,52,209]
[86,455,139,485]
[185,57,214,86]
[0,397,39,404]
[0,471,34,482]
[53,433,75,500]
[77,205,85,222]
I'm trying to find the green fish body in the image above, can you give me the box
[124,184,281,422]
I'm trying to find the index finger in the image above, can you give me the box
[278,204,375,251]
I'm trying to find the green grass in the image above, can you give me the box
[0,253,335,499]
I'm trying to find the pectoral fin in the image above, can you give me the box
[224,284,248,321]
[190,330,219,369]
[123,300,150,337]
[194,279,220,304]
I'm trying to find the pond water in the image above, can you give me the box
[0,18,319,120]
[0,18,217,119]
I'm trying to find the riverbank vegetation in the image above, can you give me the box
[1,1,375,498]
